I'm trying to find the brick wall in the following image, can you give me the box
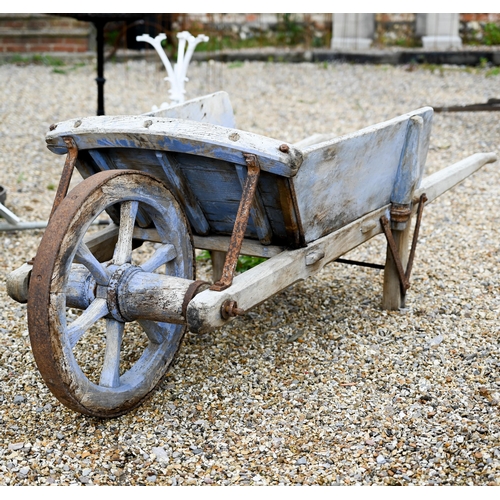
[1,13,499,54]
[0,13,91,53]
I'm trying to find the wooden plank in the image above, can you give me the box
[155,151,210,235]
[187,203,390,333]
[390,115,423,206]
[210,250,226,282]
[46,115,303,177]
[83,223,119,262]
[293,107,434,243]
[293,132,338,149]
[143,91,236,128]
[414,152,497,203]
[88,149,114,171]
[277,177,304,248]
[132,226,284,258]
[235,164,272,245]
[186,151,497,333]
[382,221,412,310]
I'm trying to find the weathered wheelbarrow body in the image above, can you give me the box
[7,92,497,417]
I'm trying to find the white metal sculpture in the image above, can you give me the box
[136,31,209,108]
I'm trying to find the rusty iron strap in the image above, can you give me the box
[380,193,427,291]
[405,193,428,284]
[49,137,78,219]
[210,154,261,291]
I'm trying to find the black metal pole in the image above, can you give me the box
[95,20,106,116]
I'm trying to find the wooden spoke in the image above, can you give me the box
[140,244,176,273]
[113,200,139,265]
[138,319,166,344]
[75,242,109,285]
[99,319,124,388]
[68,298,109,348]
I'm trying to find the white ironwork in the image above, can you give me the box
[136,31,209,108]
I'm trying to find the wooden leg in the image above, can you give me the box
[382,220,412,310]
[210,250,227,283]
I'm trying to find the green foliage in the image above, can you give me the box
[276,13,305,46]
[236,255,267,272]
[486,67,500,76]
[196,250,266,273]
[5,54,65,66]
[196,250,211,262]
[483,23,500,45]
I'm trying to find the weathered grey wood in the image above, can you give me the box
[186,152,497,333]
[390,115,423,207]
[67,298,109,348]
[83,223,119,262]
[144,91,236,128]
[6,262,32,304]
[88,149,114,171]
[132,227,284,258]
[155,151,210,235]
[210,250,227,282]
[100,319,124,388]
[293,132,338,149]
[26,170,194,417]
[118,273,195,324]
[75,242,109,285]
[382,221,412,310]
[382,115,423,308]
[235,164,272,244]
[46,116,303,177]
[414,152,497,203]
[187,203,389,334]
[113,200,139,265]
[293,107,433,243]
[140,244,176,273]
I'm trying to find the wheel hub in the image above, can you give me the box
[105,263,142,323]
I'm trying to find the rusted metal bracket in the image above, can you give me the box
[49,137,78,219]
[210,153,261,291]
[380,193,428,292]
[181,280,210,317]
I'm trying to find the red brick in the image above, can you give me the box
[5,44,29,52]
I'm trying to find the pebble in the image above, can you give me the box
[0,56,499,486]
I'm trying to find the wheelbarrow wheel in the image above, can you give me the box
[27,170,195,417]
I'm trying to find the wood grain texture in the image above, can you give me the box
[46,116,302,177]
[293,107,433,243]
[186,151,497,333]
[143,91,237,128]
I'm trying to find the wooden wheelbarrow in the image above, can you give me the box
[7,91,497,417]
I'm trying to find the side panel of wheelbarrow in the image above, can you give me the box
[45,117,305,248]
[293,107,434,243]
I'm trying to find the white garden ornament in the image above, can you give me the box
[136,31,209,108]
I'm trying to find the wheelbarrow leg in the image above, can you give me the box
[210,250,226,282]
[382,220,412,310]
[382,114,423,310]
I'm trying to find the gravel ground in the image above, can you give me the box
[0,57,500,486]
